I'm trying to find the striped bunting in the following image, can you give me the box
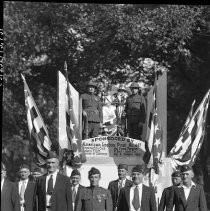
[22,74,51,166]
[169,89,210,169]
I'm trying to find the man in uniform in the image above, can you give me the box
[169,164,207,211]
[1,162,20,211]
[159,170,182,211]
[35,151,73,211]
[125,82,146,139]
[108,164,132,211]
[81,81,103,138]
[70,169,85,211]
[76,167,113,211]
[117,165,157,211]
[15,164,36,211]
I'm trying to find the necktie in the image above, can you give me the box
[72,187,76,202]
[20,181,26,200]
[118,180,123,196]
[132,186,140,211]
[47,175,53,195]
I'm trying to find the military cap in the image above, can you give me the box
[180,165,193,173]
[1,162,6,171]
[132,165,144,173]
[33,167,42,173]
[130,82,140,89]
[118,84,127,92]
[46,151,59,159]
[88,167,101,177]
[87,81,97,88]
[171,171,181,178]
[118,164,128,170]
[19,164,30,170]
[71,169,81,177]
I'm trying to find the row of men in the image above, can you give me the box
[1,151,208,211]
[81,81,146,139]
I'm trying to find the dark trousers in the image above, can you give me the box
[88,122,100,138]
[127,119,143,140]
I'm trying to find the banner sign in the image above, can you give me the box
[82,136,145,157]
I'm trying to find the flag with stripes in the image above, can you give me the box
[179,100,195,137]
[169,89,210,169]
[145,83,163,174]
[64,63,86,166]
[21,74,52,166]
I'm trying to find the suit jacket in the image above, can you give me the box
[70,184,85,211]
[108,179,133,210]
[1,179,20,211]
[15,180,36,211]
[158,186,174,211]
[35,173,73,211]
[117,184,157,211]
[171,184,207,211]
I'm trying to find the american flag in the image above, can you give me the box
[64,62,86,165]
[21,74,52,166]
[145,82,163,174]
[169,89,210,169]
[179,99,195,137]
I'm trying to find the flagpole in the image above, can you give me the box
[21,74,51,141]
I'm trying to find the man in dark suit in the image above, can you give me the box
[170,165,207,211]
[117,165,157,211]
[76,167,113,211]
[15,164,36,211]
[81,81,103,138]
[70,169,85,211]
[108,164,132,211]
[158,171,182,211]
[35,151,73,211]
[1,162,20,211]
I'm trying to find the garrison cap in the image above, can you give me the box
[88,167,101,177]
[132,165,144,173]
[171,171,181,178]
[71,169,81,177]
[33,167,42,173]
[87,81,97,88]
[1,162,6,171]
[130,82,140,89]
[19,164,30,171]
[118,164,128,170]
[180,165,193,173]
[46,151,59,159]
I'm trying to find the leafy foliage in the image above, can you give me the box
[3,3,210,179]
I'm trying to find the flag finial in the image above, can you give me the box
[64,61,67,72]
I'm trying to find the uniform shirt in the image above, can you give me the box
[45,170,58,206]
[81,93,103,122]
[129,183,143,211]
[182,181,196,200]
[77,186,113,211]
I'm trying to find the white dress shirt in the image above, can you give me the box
[46,170,58,207]
[182,181,196,200]
[1,178,4,191]
[72,184,79,210]
[19,179,29,195]
[129,183,143,211]
[118,178,126,188]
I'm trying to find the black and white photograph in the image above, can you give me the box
[2,3,210,211]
